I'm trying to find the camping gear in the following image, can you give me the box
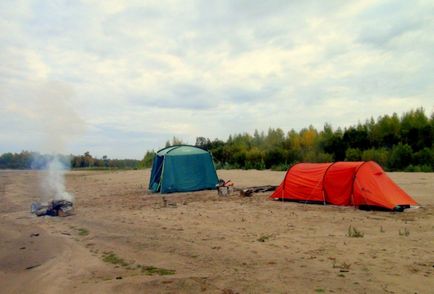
[270,161,417,211]
[217,179,234,196]
[148,145,219,194]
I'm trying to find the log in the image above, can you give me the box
[240,185,278,197]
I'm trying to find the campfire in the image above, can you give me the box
[31,155,75,217]
[31,200,74,217]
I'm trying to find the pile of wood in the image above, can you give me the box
[31,200,74,217]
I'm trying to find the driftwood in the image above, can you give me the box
[240,185,278,197]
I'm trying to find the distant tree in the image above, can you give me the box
[389,143,413,170]
[345,148,362,161]
[370,113,401,148]
[264,147,286,168]
[323,129,346,161]
[414,147,434,169]
[343,126,369,150]
[195,137,211,149]
[103,155,109,167]
[141,151,156,168]
[361,148,390,167]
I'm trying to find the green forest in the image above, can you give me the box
[1,108,433,172]
[147,107,433,172]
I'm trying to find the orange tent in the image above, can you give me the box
[270,161,417,211]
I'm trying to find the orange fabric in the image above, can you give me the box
[273,163,331,202]
[353,162,417,209]
[271,161,417,210]
[324,162,364,206]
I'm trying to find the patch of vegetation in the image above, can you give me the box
[404,164,433,172]
[315,288,325,293]
[78,228,89,236]
[380,226,385,233]
[257,234,272,242]
[102,252,129,267]
[100,251,177,276]
[347,225,364,238]
[399,228,410,236]
[137,264,176,276]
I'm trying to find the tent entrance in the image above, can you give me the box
[149,155,164,192]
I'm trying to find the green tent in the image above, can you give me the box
[148,145,219,193]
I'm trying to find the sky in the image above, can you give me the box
[1,0,433,159]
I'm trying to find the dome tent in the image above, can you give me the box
[270,161,417,211]
[148,145,218,194]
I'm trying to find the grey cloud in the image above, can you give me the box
[129,83,215,110]
[358,19,422,46]
[1,0,433,158]
[224,84,281,103]
[355,1,432,46]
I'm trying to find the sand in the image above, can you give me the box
[0,169,433,293]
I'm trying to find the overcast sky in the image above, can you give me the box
[1,0,433,159]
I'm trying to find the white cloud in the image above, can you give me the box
[0,0,433,158]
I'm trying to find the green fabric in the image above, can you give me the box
[150,145,218,194]
[157,145,209,156]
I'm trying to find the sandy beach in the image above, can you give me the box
[0,169,433,293]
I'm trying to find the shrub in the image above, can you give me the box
[414,147,434,168]
[404,164,433,172]
[270,163,289,171]
[389,143,413,170]
[245,148,265,170]
[302,151,333,163]
[345,148,362,161]
[361,148,390,167]
[264,148,286,168]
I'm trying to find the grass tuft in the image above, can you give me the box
[399,228,410,236]
[78,228,89,236]
[347,225,364,238]
[101,252,175,276]
[257,234,272,242]
[102,252,129,267]
[138,264,176,275]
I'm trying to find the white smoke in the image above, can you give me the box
[43,155,74,202]
[24,80,86,203]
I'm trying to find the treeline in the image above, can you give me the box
[70,152,140,169]
[2,108,433,172]
[143,107,434,172]
[0,151,141,170]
